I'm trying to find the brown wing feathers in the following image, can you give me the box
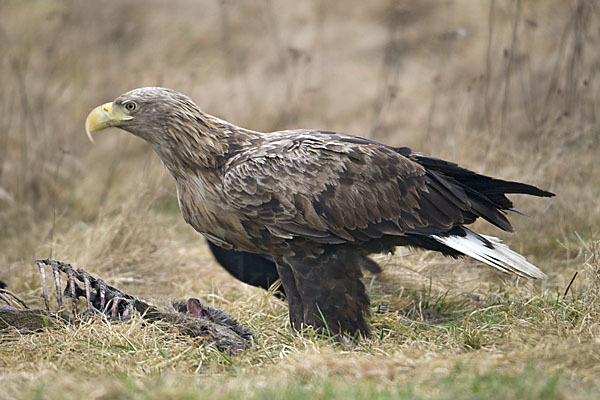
[225,135,537,247]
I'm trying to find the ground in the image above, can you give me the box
[1,0,600,399]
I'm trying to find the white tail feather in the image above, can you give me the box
[432,228,546,279]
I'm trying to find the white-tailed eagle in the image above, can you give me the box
[85,87,554,336]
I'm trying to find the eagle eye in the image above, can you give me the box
[123,101,138,112]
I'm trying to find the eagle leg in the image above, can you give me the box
[283,247,371,337]
[274,258,304,331]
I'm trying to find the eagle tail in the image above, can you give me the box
[431,227,546,279]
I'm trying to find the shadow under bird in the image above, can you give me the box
[85,87,554,337]
[205,241,284,299]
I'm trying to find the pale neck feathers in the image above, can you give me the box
[153,107,260,177]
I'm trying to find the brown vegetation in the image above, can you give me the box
[1,0,599,398]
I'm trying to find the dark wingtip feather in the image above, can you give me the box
[543,190,556,197]
[501,181,555,198]
[527,187,555,197]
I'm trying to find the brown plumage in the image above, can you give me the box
[86,87,554,337]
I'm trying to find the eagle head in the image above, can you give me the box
[85,87,199,145]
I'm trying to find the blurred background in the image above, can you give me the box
[0,0,598,302]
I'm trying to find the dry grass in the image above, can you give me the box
[1,0,600,398]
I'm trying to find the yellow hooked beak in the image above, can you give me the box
[85,102,133,144]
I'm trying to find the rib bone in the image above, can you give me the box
[50,260,63,309]
[35,260,50,311]
[0,289,29,309]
